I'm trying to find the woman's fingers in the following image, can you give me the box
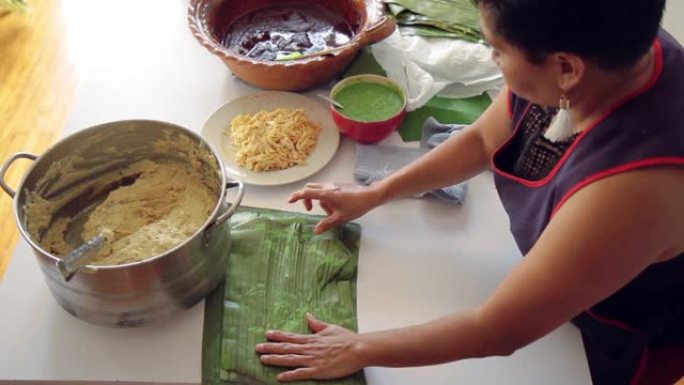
[264,329,314,343]
[257,317,363,382]
[255,342,307,355]
[287,182,355,232]
[305,182,340,190]
[320,201,333,215]
[259,353,311,368]
[290,183,340,201]
[288,188,328,204]
[278,367,319,382]
[306,313,330,333]
[304,182,327,189]
[314,213,342,234]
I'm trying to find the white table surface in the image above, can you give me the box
[0,1,592,384]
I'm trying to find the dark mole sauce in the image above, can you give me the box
[222,4,354,61]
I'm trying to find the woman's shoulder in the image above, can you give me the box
[601,166,684,261]
[649,29,684,103]
[658,28,684,57]
[565,165,684,265]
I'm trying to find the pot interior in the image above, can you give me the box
[204,0,365,61]
[16,120,223,265]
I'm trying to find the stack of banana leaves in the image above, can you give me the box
[385,0,483,43]
[202,207,365,385]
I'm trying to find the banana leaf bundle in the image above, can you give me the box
[385,0,483,42]
[203,207,365,385]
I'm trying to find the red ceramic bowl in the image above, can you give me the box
[329,74,406,144]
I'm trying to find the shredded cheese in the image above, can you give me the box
[226,108,321,172]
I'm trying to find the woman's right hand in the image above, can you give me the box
[288,182,384,234]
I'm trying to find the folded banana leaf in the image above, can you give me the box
[385,0,480,28]
[385,0,482,42]
[398,25,482,43]
[396,12,477,34]
[202,207,365,385]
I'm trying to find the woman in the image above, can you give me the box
[256,1,684,384]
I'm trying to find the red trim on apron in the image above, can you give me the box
[631,346,649,385]
[489,103,532,171]
[492,39,665,188]
[586,309,651,385]
[550,157,684,218]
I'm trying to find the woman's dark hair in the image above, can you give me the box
[475,0,666,70]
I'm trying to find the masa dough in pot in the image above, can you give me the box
[35,159,217,266]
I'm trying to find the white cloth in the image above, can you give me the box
[371,30,503,111]
[354,118,468,204]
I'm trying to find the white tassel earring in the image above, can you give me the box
[543,94,575,142]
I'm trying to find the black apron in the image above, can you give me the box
[492,30,684,385]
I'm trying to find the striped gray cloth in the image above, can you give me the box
[354,117,468,204]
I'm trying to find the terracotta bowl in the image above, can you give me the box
[329,74,407,144]
[188,0,395,91]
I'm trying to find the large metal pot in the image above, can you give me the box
[0,120,245,327]
[187,0,396,91]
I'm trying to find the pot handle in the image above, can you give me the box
[208,180,245,230]
[361,0,397,45]
[1,152,37,198]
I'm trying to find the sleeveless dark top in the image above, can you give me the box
[492,30,684,385]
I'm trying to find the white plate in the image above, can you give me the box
[201,91,340,186]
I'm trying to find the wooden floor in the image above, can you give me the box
[0,0,76,279]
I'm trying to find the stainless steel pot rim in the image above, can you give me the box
[12,119,236,270]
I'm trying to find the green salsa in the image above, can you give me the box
[333,82,404,122]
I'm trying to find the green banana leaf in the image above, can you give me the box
[203,207,365,385]
[398,25,482,43]
[399,94,491,141]
[397,12,480,37]
[386,2,407,16]
[385,0,480,28]
[385,0,482,41]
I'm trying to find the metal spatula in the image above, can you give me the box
[56,232,109,282]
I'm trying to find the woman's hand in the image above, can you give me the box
[255,313,366,382]
[288,182,383,234]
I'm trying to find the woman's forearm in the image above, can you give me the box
[371,127,491,204]
[370,88,512,205]
[355,309,513,368]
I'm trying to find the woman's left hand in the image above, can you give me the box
[255,313,366,382]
